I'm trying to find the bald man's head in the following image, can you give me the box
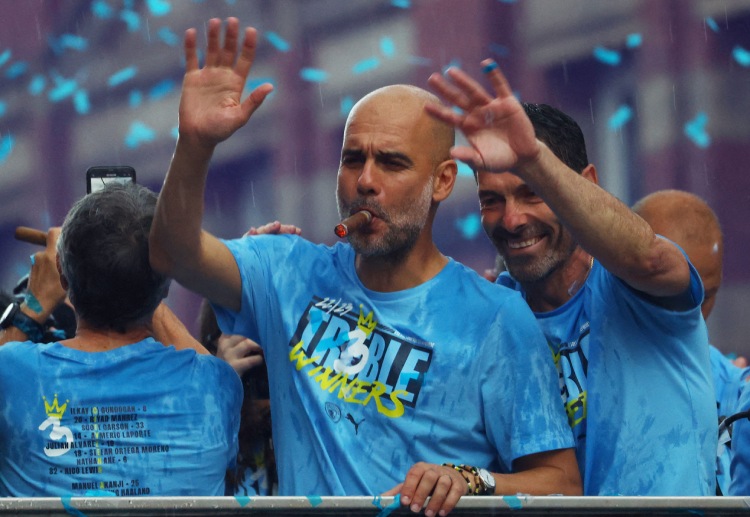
[633,189,723,319]
[347,84,455,167]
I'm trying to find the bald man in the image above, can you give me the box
[633,189,750,494]
[149,17,580,516]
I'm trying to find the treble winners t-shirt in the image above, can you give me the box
[0,338,241,497]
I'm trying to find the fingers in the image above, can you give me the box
[443,66,495,106]
[204,18,222,67]
[244,221,302,236]
[426,72,474,113]
[381,483,403,497]
[480,58,513,99]
[219,17,240,68]
[184,28,199,72]
[235,27,259,80]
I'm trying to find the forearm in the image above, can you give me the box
[520,144,689,296]
[493,466,581,496]
[0,302,51,345]
[151,303,209,354]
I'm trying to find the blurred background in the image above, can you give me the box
[1,0,749,356]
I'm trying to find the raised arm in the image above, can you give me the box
[424,61,690,300]
[149,18,273,312]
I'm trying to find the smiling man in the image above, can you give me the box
[149,18,580,517]
[425,61,716,495]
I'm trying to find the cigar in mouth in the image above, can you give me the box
[334,210,372,238]
[15,226,47,246]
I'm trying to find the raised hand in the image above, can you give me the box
[216,334,264,377]
[245,220,302,237]
[179,17,273,150]
[425,60,540,174]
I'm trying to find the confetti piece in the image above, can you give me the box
[170,126,178,139]
[455,213,482,239]
[125,121,156,148]
[391,0,410,8]
[74,90,90,115]
[120,10,141,32]
[499,0,517,3]
[91,0,114,18]
[0,101,6,117]
[373,494,401,517]
[5,62,28,79]
[733,45,750,67]
[0,134,13,164]
[607,104,632,131]
[266,32,290,52]
[157,27,179,46]
[0,49,11,67]
[340,95,354,117]
[625,33,642,48]
[59,34,88,52]
[482,60,498,74]
[28,75,46,95]
[503,495,523,509]
[48,77,78,102]
[108,66,138,87]
[706,17,719,33]
[684,112,710,149]
[380,37,395,58]
[146,0,171,16]
[61,496,88,517]
[593,46,621,66]
[300,68,329,83]
[457,161,473,177]
[307,495,323,507]
[353,57,380,74]
[234,496,251,507]
[128,90,143,108]
[148,79,175,100]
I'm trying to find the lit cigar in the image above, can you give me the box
[15,226,47,246]
[334,210,372,238]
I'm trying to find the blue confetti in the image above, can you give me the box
[0,102,6,117]
[266,32,290,52]
[234,496,251,507]
[684,112,710,149]
[607,105,633,131]
[170,126,178,139]
[499,0,517,3]
[74,90,90,114]
[352,57,380,74]
[706,17,719,33]
[60,496,88,517]
[5,62,28,79]
[300,68,329,83]
[625,33,642,48]
[0,49,12,67]
[120,10,141,32]
[59,34,88,51]
[489,43,510,57]
[732,45,750,67]
[48,77,78,102]
[146,0,171,16]
[455,213,482,239]
[373,494,401,517]
[148,79,175,100]
[457,161,473,177]
[380,37,395,58]
[91,0,114,18]
[593,46,621,66]
[391,0,410,8]
[340,95,354,117]
[124,121,156,148]
[28,75,46,95]
[0,135,14,164]
[108,66,138,87]
[442,58,461,75]
[156,27,179,46]
[128,90,143,108]
[84,489,116,497]
[307,495,323,507]
[503,495,523,509]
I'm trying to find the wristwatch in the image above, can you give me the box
[0,302,45,342]
[476,467,496,495]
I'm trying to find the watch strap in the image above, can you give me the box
[2,303,46,342]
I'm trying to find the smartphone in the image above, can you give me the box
[86,166,136,194]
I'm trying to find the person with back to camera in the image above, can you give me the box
[0,183,242,497]
[149,17,580,517]
[423,61,717,495]
[633,189,750,494]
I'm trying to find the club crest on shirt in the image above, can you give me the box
[288,297,433,419]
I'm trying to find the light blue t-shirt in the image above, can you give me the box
[0,338,241,497]
[498,258,716,495]
[711,345,750,494]
[729,385,750,495]
[214,235,574,496]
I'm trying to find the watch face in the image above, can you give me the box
[0,302,17,328]
[478,468,495,492]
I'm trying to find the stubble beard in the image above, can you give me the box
[337,180,434,260]
[494,228,577,285]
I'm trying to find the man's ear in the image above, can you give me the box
[433,159,458,202]
[56,255,69,291]
[582,164,599,185]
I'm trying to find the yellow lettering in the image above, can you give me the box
[289,341,320,371]
[344,380,368,404]
[315,368,347,392]
[565,391,587,427]
[372,385,407,419]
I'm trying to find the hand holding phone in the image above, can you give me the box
[86,166,136,194]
